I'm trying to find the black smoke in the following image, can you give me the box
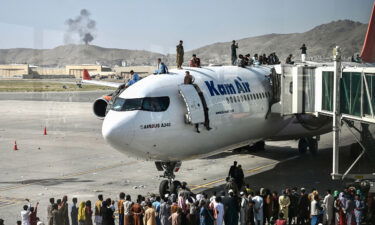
[64,9,96,45]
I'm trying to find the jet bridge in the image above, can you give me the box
[270,48,375,181]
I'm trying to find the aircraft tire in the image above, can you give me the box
[298,138,308,154]
[308,137,318,155]
[159,180,169,197]
[170,180,182,194]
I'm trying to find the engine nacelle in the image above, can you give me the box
[93,95,112,119]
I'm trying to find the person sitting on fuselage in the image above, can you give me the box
[155,58,169,74]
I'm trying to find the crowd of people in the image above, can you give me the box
[232,40,282,67]
[153,40,308,72]
[4,162,374,225]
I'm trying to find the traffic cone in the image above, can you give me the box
[13,141,18,151]
[44,127,47,135]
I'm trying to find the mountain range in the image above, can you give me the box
[0,20,367,67]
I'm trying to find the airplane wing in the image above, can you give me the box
[81,69,122,88]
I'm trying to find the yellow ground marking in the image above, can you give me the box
[191,155,299,191]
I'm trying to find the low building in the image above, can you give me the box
[65,65,105,78]
[113,66,155,80]
[0,64,30,78]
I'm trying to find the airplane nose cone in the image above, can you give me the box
[102,111,135,148]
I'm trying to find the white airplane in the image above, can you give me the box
[82,2,375,195]
[82,66,331,195]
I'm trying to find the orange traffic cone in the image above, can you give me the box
[13,141,18,151]
[44,127,47,135]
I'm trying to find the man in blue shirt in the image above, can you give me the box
[126,70,140,87]
[155,58,168,74]
[152,196,161,225]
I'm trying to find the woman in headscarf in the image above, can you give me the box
[78,202,86,225]
[85,200,93,225]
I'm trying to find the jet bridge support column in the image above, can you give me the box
[332,46,342,180]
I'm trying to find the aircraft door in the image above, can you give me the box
[178,84,205,124]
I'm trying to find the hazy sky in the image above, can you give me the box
[0,0,373,53]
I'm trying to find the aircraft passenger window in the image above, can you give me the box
[234,96,237,103]
[241,95,244,102]
[250,94,253,100]
[237,96,240,102]
[226,97,230,103]
[230,96,233,103]
[244,95,248,101]
[262,93,265,98]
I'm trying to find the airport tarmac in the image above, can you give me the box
[0,91,369,223]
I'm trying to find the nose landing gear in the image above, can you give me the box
[155,161,182,197]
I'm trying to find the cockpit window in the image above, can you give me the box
[111,97,170,112]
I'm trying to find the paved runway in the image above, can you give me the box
[0,92,370,223]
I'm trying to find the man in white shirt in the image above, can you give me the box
[21,199,32,225]
[214,196,224,225]
[323,190,334,225]
[252,191,264,225]
[123,195,133,225]
[310,195,319,225]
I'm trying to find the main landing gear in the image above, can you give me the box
[298,137,318,155]
[155,161,182,197]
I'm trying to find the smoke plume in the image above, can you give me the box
[64,9,96,45]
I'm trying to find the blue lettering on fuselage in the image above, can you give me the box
[204,77,251,96]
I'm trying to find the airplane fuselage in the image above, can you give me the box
[102,66,330,161]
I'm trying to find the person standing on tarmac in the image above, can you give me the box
[176,40,184,69]
[159,196,171,225]
[144,201,157,225]
[62,196,69,225]
[279,191,291,221]
[47,198,54,225]
[118,193,125,225]
[234,165,244,190]
[94,195,103,225]
[228,161,238,179]
[71,198,78,225]
[21,199,33,225]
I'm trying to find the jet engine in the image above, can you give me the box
[93,95,112,118]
